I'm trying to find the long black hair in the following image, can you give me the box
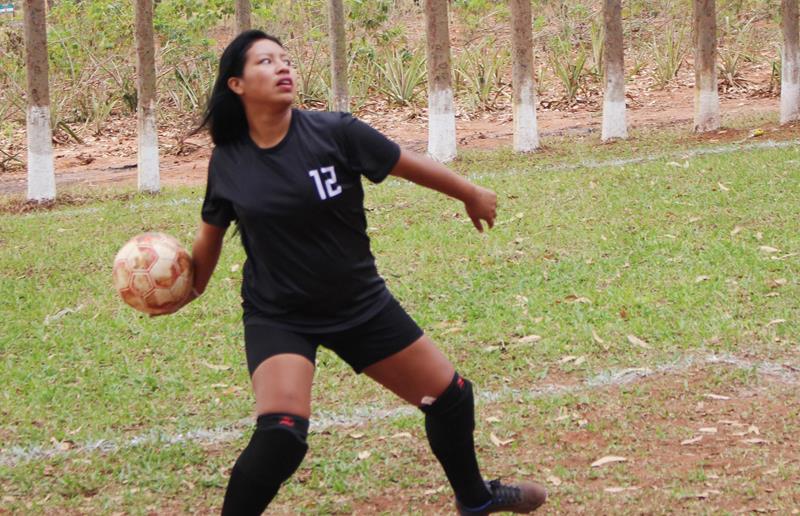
[196,30,284,146]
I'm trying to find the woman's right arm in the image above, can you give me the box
[191,221,227,296]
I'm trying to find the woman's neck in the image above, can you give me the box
[245,105,293,149]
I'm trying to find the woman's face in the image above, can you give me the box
[228,38,296,108]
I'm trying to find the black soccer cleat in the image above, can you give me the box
[455,479,547,515]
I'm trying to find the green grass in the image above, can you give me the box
[1,133,799,513]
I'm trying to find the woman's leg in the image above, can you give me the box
[362,334,493,508]
[363,335,547,514]
[221,354,315,515]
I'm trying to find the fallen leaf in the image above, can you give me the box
[759,246,779,254]
[695,275,710,283]
[730,225,743,236]
[349,432,365,439]
[627,335,651,349]
[604,486,640,493]
[357,450,371,460]
[681,436,703,445]
[766,319,786,327]
[740,438,769,445]
[518,334,542,344]
[699,427,718,434]
[201,361,232,371]
[573,356,587,366]
[230,264,240,272]
[704,393,730,400]
[490,433,514,447]
[559,355,579,364]
[485,416,501,424]
[423,486,446,495]
[591,455,627,468]
[565,295,592,304]
[767,278,788,289]
[546,475,562,486]
[717,182,730,192]
[591,328,605,344]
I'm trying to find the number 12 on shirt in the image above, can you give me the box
[308,166,342,200]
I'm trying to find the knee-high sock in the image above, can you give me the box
[221,413,309,516]
[420,373,491,508]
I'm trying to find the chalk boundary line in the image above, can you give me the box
[2,353,797,468]
[15,137,799,219]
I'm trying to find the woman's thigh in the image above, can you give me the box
[251,354,315,418]
[362,334,456,406]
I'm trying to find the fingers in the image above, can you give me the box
[470,215,484,232]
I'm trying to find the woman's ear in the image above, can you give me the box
[227,76,244,95]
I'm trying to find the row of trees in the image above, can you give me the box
[20,0,800,202]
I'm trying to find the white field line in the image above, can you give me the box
[15,138,799,219]
[2,353,797,468]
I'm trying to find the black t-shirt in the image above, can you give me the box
[201,109,401,332]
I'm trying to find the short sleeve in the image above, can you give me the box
[201,155,236,229]
[339,114,401,184]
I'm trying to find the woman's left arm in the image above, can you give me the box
[390,149,497,232]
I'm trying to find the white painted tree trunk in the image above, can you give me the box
[424,0,456,162]
[510,0,539,152]
[781,0,800,124]
[327,0,349,112]
[693,0,720,132]
[23,0,56,202]
[135,0,159,192]
[602,0,627,141]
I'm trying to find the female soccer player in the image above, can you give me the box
[180,30,547,515]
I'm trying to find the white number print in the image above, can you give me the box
[308,166,343,200]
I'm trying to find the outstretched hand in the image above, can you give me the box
[464,185,497,232]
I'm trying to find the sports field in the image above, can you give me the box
[1,128,799,514]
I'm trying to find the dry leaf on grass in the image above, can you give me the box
[740,438,769,445]
[604,486,640,493]
[590,455,627,468]
[591,328,605,344]
[201,362,231,371]
[681,436,703,445]
[391,432,412,439]
[766,319,786,328]
[695,275,710,283]
[490,433,514,447]
[546,475,562,486]
[485,416,501,424]
[730,225,743,236]
[759,246,780,254]
[518,334,542,344]
[357,450,371,460]
[627,335,651,349]
[704,393,730,400]
[699,427,718,434]
[349,432,365,439]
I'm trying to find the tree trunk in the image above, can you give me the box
[23,0,56,201]
[509,0,539,152]
[601,0,627,141]
[424,0,456,162]
[781,0,800,123]
[135,0,159,192]
[235,0,251,35]
[327,0,349,112]
[693,0,719,132]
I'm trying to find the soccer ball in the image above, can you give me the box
[112,232,194,315]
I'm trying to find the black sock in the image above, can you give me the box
[420,373,491,508]
[221,413,309,515]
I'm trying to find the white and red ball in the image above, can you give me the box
[112,232,193,315]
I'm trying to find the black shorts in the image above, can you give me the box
[244,296,424,376]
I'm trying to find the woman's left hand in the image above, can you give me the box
[464,185,497,232]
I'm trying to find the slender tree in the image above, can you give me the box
[23,0,56,201]
[601,0,627,141]
[235,0,251,35]
[424,0,456,162]
[509,0,539,152]
[781,0,800,123]
[327,0,349,112]
[693,0,720,132]
[135,0,159,192]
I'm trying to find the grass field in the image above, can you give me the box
[1,129,799,514]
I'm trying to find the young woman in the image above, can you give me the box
[178,30,547,515]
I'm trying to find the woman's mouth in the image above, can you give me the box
[277,78,293,90]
